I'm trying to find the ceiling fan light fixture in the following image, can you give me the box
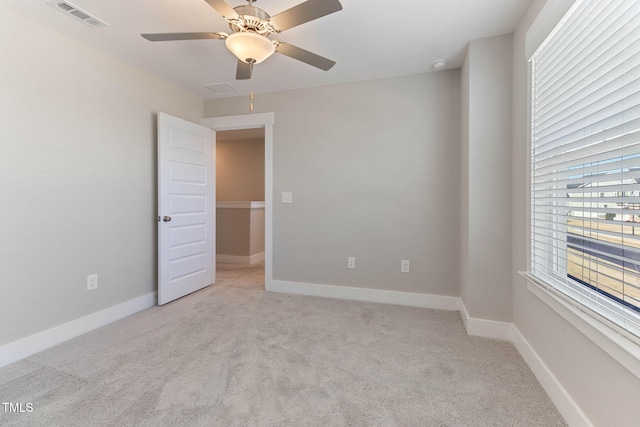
[225,31,275,64]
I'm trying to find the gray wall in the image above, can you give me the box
[512,0,640,425]
[216,138,265,201]
[0,7,203,346]
[460,34,513,322]
[250,208,266,256]
[216,209,250,256]
[205,72,461,295]
[460,46,471,309]
[216,207,265,258]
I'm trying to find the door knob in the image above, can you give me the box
[163,216,172,222]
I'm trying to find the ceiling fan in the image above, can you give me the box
[141,0,343,80]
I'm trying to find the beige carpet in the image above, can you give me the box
[0,263,565,426]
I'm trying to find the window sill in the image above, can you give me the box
[519,272,640,380]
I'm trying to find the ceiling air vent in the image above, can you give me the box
[206,83,236,94]
[47,1,108,28]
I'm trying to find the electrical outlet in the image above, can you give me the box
[87,274,98,291]
[401,260,410,273]
[348,257,356,269]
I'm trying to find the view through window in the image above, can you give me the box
[565,155,640,311]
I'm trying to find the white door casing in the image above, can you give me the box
[158,113,215,305]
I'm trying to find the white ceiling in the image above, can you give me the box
[1,0,531,100]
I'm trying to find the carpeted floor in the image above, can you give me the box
[0,263,566,426]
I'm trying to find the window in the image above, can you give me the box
[530,0,640,338]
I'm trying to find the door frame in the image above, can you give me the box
[202,113,274,287]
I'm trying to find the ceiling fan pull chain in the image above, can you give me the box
[247,58,254,111]
[249,78,254,111]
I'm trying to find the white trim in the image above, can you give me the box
[458,301,513,341]
[202,113,274,287]
[521,272,640,380]
[266,279,460,311]
[0,292,156,368]
[216,201,265,209]
[512,326,593,427]
[203,113,273,130]
[217,252,265,265]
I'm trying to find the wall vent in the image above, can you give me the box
[47,1,108,28]
[206,83,236,93]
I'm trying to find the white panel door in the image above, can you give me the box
[158,113,215,305]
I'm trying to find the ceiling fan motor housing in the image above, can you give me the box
[229,5,273,35]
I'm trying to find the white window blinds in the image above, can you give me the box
[530,0,640,338]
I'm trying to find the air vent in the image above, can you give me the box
[206,83,236,93]
[47,1,108,28]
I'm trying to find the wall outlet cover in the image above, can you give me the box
[87,274,98,291]
[401,260,410,273]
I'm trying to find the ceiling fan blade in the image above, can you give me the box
[236,60,253,80]
[269,0,342,32]
[203,0,239,20]
[141,32,226,42]
[276,42,335,71]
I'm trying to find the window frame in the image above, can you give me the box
[522,0,640,379]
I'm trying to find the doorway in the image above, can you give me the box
[202,113,274,290]
[216,128,265,289]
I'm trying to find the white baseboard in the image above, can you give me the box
[459,300,591,425]
[511,327,593,427]
[217,252,265,265]
[0,292,156,368]
[250,252,265,264]
[458,301,514,341]
[266,279,460,311]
